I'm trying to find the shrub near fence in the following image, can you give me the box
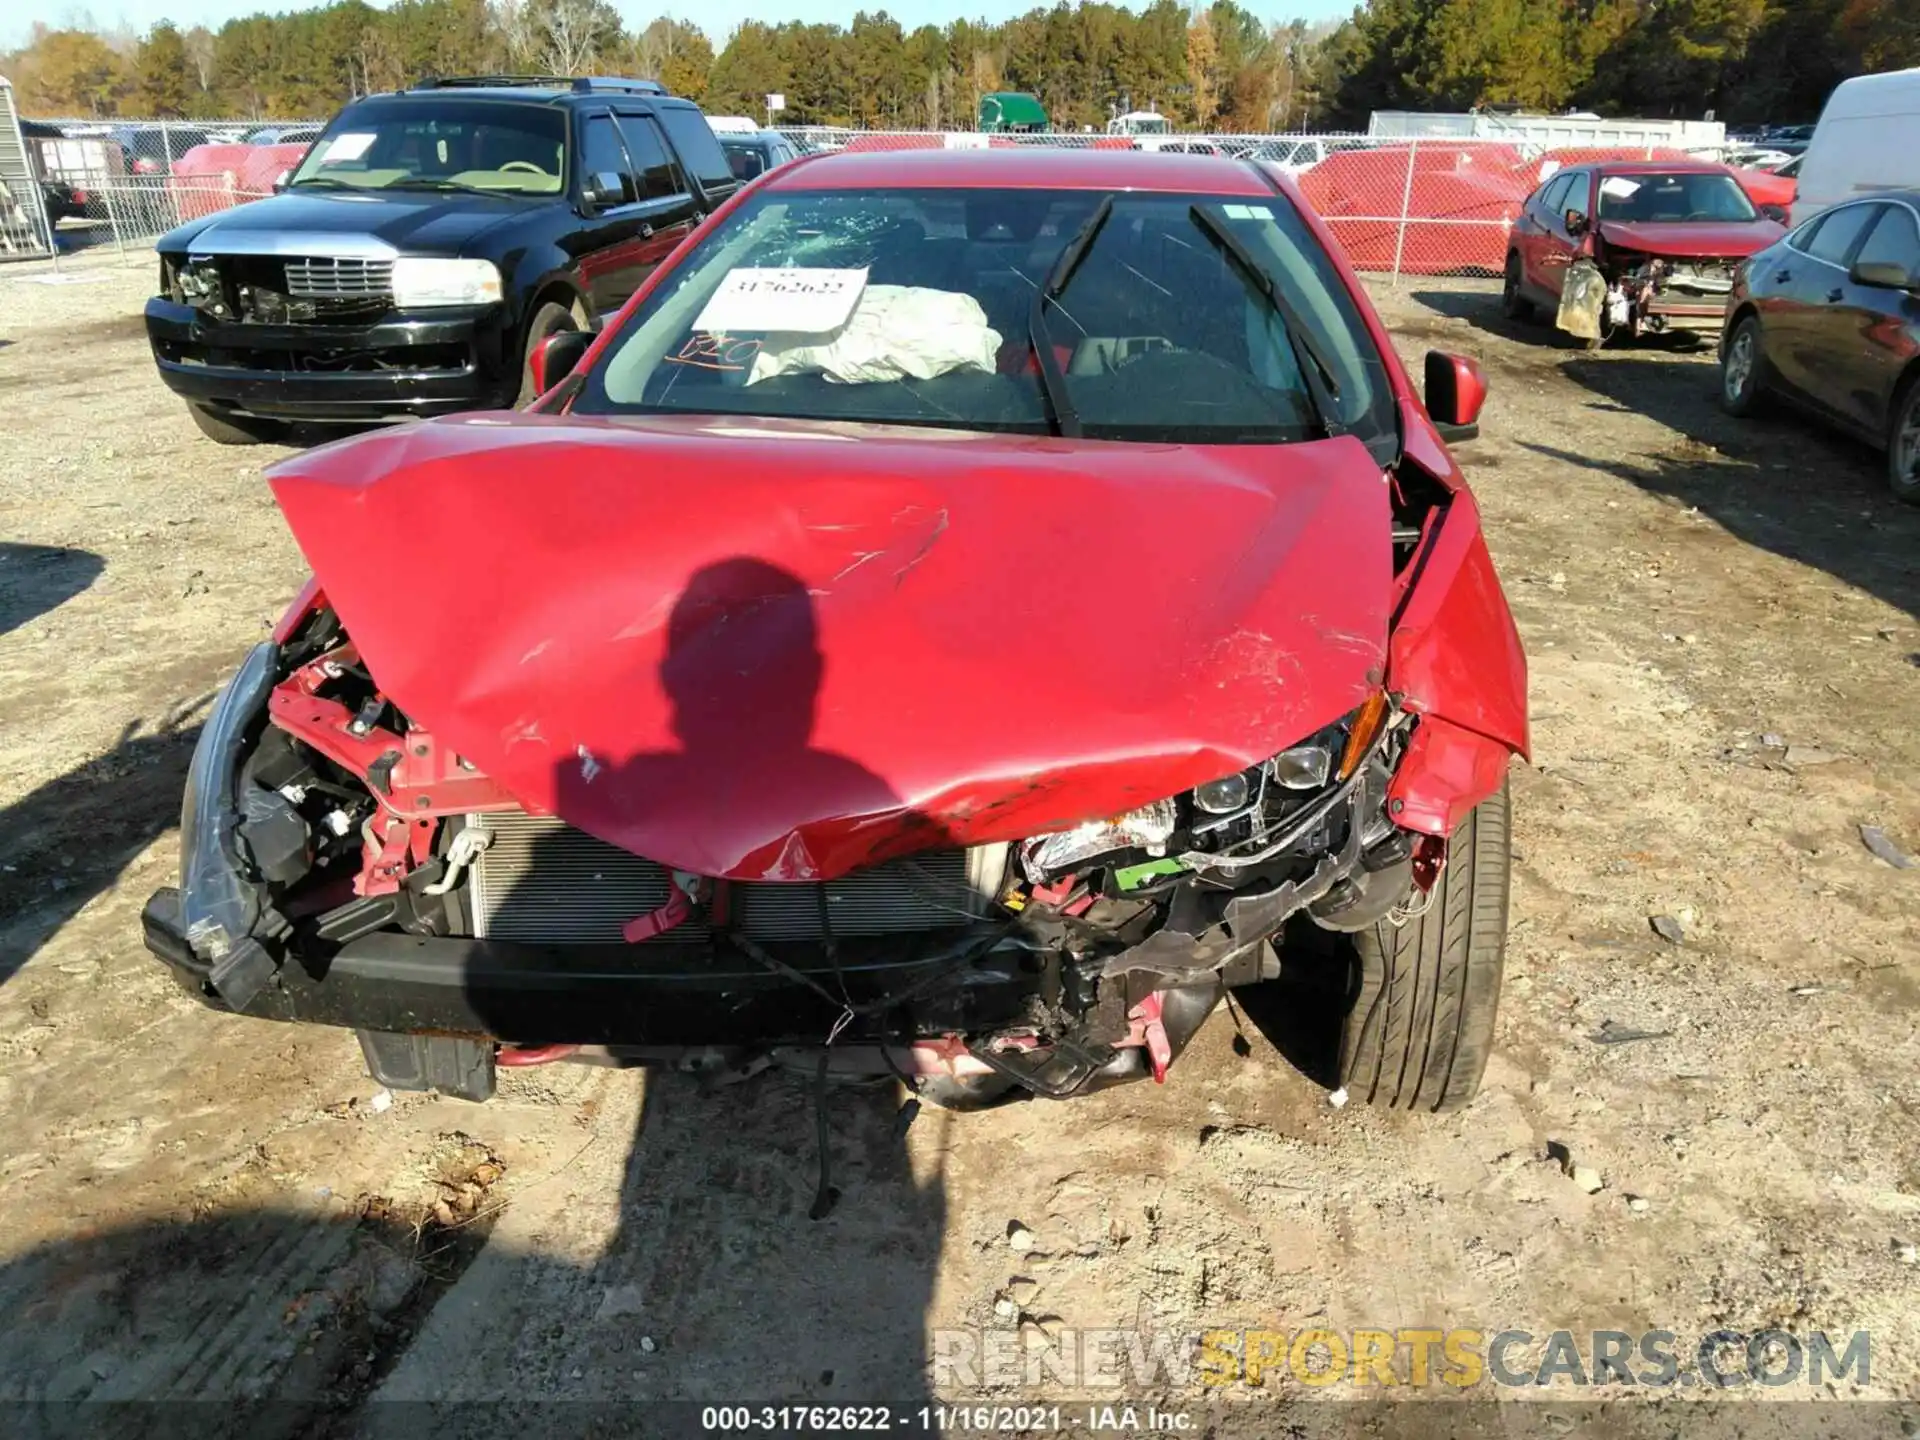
[18,123,1774,281]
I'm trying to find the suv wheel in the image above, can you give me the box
[1890,376,1920,506]
[518,301,581,407]
[1721,314,1769,418]
[1338,781,1510,1113]
[187,402,289,446]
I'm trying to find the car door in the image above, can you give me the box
[567,109,653,321]
[1514,172,1570,296]
[1821,201,1920,438]
[1765,200,1882,406]
[613,111,700,283]
[1530,171,1588,303]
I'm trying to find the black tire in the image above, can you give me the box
[1888,375,1920,506]
[1338,780,1510,1113]
[1720,313,1769,418]
[1500,253,1533,322]
[517,300,580,407]
[187,402,289,446]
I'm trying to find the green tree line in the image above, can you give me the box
[4,0,1915,127]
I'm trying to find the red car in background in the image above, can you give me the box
[168,140,312,220]
[1295,143,1528,275]
[142,151,1526,1162]
[1503,160,1787,346]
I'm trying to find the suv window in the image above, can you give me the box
[616,114,682,200]
[1804,203,1878,266]
[289,99,566,195]
[1854,204,1920,272]
[654,107,732,195]
[1536,173,1572,216]
[579,114,635,204]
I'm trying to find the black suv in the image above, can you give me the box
[145,76,739,443]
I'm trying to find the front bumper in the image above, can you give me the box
[145,297,514,423]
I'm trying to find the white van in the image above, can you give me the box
[1792,66,1920,225]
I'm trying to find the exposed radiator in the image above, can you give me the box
[466,811,1007,945]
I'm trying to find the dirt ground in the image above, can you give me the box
[1,255,1917,1435]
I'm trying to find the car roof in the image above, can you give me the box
[766,147,1274,194]
[1589,159,1735,175]
[364,86,691,108]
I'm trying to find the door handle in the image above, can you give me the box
[639,222,654,238]
[1773,270,1791,283]
[1825,288,1843,303]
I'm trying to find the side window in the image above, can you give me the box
[1854,205,1920,273]
[653,107,734,196]
[1805,204,1879,266]
[579,115,634,204]
[616,114,682,200]
[1562,173,1591,225]
[1536,174,1571,216]
[725,145,766,181]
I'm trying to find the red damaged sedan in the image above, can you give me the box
[1506,160,1786,346]
[144,150,1528,1128]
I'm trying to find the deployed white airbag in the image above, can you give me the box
[747,286,1003,386]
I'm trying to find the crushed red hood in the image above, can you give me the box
[1597,217,1784,258]
[267,413,1392,880]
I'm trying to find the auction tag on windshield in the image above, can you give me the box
[693,267,868,334]
[320,132,376,163]
[1600,176,1641,198]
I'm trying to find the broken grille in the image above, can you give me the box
[466,812,1005,945]
[283,257,394,299]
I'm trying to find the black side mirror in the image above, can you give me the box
[1564,211,1589,237]
[1851,259,1919,292]
[1759,202,1789,223]
[581,171,630,213]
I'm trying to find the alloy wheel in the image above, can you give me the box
[1724,331,1754,403]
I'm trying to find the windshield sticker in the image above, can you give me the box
[1219,204,1266,220]
[694,267,869,334]
[320,132,376,163]
[1600,177,1641,199]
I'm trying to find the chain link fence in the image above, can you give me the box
[10,118,1768,283]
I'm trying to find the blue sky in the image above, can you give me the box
[13,0,1354,50]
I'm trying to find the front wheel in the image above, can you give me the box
[1338,781,1510,1113]
[1720,314,1769,418]
[1500,254,1533,322]
[1889,378,1920,506]
[187,402,289,446]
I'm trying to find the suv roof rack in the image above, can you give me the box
[410,74,668,96]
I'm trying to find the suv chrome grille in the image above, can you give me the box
[465,812,1005,945]
[283,257,394,299]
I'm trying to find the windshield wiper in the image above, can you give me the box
[382,177,488,194]
[288,177,355,190]
[1028,194,1112,438]
[1188,203,1346,438]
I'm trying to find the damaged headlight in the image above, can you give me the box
[1021,798,1177,882]
[1018,693,1402,885]
[178,643,277,960]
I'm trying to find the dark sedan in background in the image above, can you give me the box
[1721,192,1920,503]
